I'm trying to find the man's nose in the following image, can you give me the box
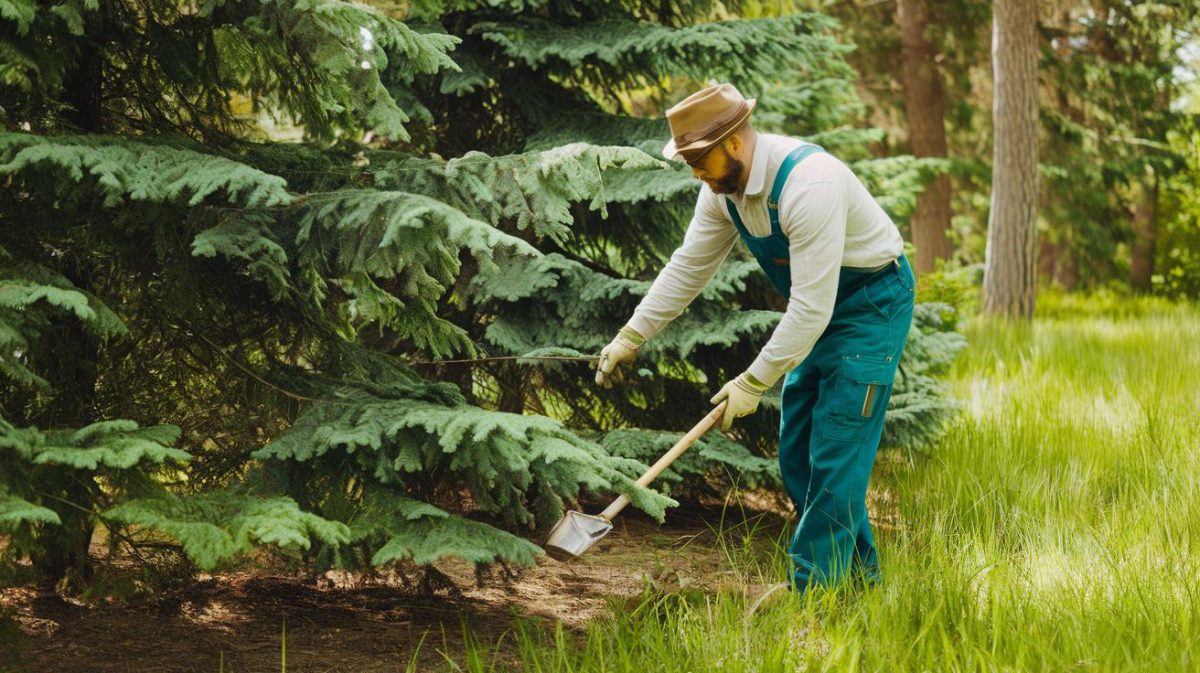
[691,165,704,179]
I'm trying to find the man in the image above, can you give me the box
[594,83,916,592]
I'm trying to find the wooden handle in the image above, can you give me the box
[598,401,728,521]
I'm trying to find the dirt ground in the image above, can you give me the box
[0,504,797,673]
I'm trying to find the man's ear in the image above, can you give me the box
[725,133,743,157]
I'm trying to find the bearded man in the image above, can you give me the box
[595,83,916,592]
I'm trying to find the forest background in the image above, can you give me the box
[0,0,1197,641]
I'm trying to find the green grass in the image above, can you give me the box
[446,296,1200,672]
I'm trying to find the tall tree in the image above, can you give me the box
[897,0,953,273]
[983,0,1040,318]
[822,0,992,270]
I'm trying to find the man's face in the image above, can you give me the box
[688,141,744,195]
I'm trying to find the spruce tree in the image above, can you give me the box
[0,0,964,589]
[386,0,963,465]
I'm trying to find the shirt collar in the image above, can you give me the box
[741,133,769,197]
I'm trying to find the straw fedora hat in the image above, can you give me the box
[662,83,757,163]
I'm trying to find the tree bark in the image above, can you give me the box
[64,32,103,133]
[1130,171,1158,293]
[897,0,953,274]
[1038,234,1079,290]
[983,0,1040,319]
[29,256,101,587]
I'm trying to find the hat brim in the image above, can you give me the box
[662,98,756,162]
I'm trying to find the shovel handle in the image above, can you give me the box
[598,401,728,521]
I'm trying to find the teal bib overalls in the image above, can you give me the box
[725,144,916,589]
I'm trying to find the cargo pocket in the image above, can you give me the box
[822,356,895,442]
[862,278,892,319]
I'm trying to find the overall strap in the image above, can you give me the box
[724,197,750,237]
[768,144,825,235]
[724,143,826,237]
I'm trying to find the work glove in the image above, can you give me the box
[594,326,646,387]
[710,372,770,431]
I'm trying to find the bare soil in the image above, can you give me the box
[0,505,794,673]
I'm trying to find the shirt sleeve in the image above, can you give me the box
[626,189,739,341]
[745,178,849,387]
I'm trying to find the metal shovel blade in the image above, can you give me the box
[543,510,613,561]
[542,402,727,562]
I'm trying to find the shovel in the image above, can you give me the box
[543,401,728,561]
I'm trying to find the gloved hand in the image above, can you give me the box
[710,372,770,431]
[594,326,646,387]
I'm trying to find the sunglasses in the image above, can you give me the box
[685,146,717,169]
[684,140,732,170]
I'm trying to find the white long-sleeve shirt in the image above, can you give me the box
[626,133,904,387]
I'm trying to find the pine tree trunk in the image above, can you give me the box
[897,0,953,274]
[1037,235,1058,287]
[64,32,103,133]
[1038,234,1079,290]
[28,258,101,587]
[1130,172,1158,293]
[30,470,97,589]
[982,0,1040,319]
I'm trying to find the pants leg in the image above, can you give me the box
[785,257,915,590]
[778,360,820,513]
[850,357,911,581]
[790,376,887,588]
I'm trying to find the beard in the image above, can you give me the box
[709,148,745,194]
